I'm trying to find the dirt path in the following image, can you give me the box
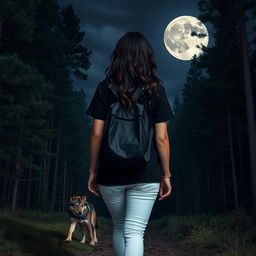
[71,227,220,256]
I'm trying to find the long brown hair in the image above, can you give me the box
[105,31,162,109]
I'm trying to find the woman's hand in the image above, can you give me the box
[88,170,100,197]
[159,178,172,200]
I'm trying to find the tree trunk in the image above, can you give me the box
[38,157,43,206]
[70,175,74,195]
[11,148,22,212]
[51,119,62,211]
[33,180,39,208]
[42,137,49,210]
[2,159,10,207]
[42,114,53,211]
[237,0,256,213]
[227,104,239,210]
[46,114,53,208]
[220,149,227,212]
[193,164,201,214]
[237,123,245,204]
[7,177,12,208]
[25,166,32,209]
[2,176,7,207]
[42,147,48,210]
[62,159,67,212]
[205,161,211,212]
[0,16,2,47]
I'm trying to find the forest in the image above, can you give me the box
[0,0,256,256]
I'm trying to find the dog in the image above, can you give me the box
[65,195,98,246]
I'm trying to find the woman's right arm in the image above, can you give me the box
[155,121,172,200]
[154,122,171,177]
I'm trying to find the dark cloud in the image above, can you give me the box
[58,0,204,106]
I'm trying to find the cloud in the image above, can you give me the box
[57,0,201,106]
[83,24,126,52]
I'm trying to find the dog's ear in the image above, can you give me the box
[70,195,75,202]
[81,194,86,200]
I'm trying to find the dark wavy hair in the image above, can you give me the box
[105,31,162,109]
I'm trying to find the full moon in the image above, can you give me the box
[164,15,209,61]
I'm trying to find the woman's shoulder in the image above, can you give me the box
[149,83,169,109]
[153,83,166,98]
[97,77,108,88]
[93,78,111,96]
[97,77,112,90]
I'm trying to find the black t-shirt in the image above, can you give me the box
[86,77,173,186]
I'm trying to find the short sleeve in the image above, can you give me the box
[152,85,173,123]
[86,83,107,121]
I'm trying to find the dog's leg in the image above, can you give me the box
[79,224,86,244]
[65,222,77,243]
[91,224,97,243]
[91,210,98,243]
[87,221,95,246]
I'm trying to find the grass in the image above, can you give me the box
[150,207,256,256]
[0,226,24,256]
[2,207,256,256]
[149,214,196,240]
[0,208,112,256]
[185,225,221,248]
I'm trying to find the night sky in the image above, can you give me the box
[57,0,213,107]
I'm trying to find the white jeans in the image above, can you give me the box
[99,182,160,256]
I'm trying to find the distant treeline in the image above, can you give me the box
[0,0,256,217]
[165,0,256,215]
[0,0,92,212]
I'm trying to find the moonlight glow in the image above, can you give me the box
[164,15,209,61]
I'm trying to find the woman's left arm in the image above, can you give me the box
[89,119,105,173]
[88,119,105,196]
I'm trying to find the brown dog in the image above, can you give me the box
[65,195,98,246]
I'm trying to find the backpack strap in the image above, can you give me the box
[110,83,143,100]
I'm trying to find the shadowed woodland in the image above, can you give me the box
[0,0,256,255]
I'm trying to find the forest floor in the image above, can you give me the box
[0,215,219,256]
[1,209,255,256]
[68,225,220,256]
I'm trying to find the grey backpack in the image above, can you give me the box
[101,82,154,169]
